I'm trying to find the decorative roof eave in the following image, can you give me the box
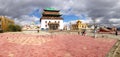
[40,18,63,22]
[42,14,62,16]
[40,18,63,20]
[44,9,60,12]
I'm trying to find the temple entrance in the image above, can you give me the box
[48,23,59,30]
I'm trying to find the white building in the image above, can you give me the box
[40,8,63,30]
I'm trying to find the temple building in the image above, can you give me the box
[40,8,63,30]
[71,20,88,30]
[0,16,14,31]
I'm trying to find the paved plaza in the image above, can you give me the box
[0,32,117,57]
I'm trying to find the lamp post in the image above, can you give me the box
[70,22,72,30]
[93,18,97,38]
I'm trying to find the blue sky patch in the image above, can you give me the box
[29,8,41,18]
[62,15,79,22]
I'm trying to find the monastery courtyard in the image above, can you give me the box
[0,31,120,57]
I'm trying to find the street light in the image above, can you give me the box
[92,18,97,38]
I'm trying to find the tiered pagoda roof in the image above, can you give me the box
[40,8,63,22]
[42,11,61,16]
[44,8,60,11]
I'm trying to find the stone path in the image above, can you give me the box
[106,40,120,57]
[114,42,120,57]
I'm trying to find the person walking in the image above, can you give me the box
[78,31,80,35]
[115,28,118,36]
[82,29,86,36]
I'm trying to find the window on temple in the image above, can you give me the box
[49,21,51,23]
[45,25,47,27]
[45,21,47,23]
[82,26,84,28]
[58,21,60,23]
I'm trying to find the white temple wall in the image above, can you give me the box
[41,19,63,30]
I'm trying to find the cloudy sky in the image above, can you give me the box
[0,0,120,26]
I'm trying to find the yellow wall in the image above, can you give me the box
[0,16,14,31]
[71,20,88,30]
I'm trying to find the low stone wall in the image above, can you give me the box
[22,30,38,33]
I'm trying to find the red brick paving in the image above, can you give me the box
[0,33,117,57]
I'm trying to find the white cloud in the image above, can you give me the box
[109,18,120,23]
[14,15,39,26]
[0,0,120,26]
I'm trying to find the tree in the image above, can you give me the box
[7,24,22,32]
[15,25,22,31]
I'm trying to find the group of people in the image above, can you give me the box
[78,27,119,36]
[78,29,86,36]
[115,28,118,36]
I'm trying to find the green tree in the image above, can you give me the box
[7,24,22,32]
[15,25,22,31]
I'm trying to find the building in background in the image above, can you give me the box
[0,16,14,31]
[40,8,63,30]
[71,20,88,30]
[22,23,40,31]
